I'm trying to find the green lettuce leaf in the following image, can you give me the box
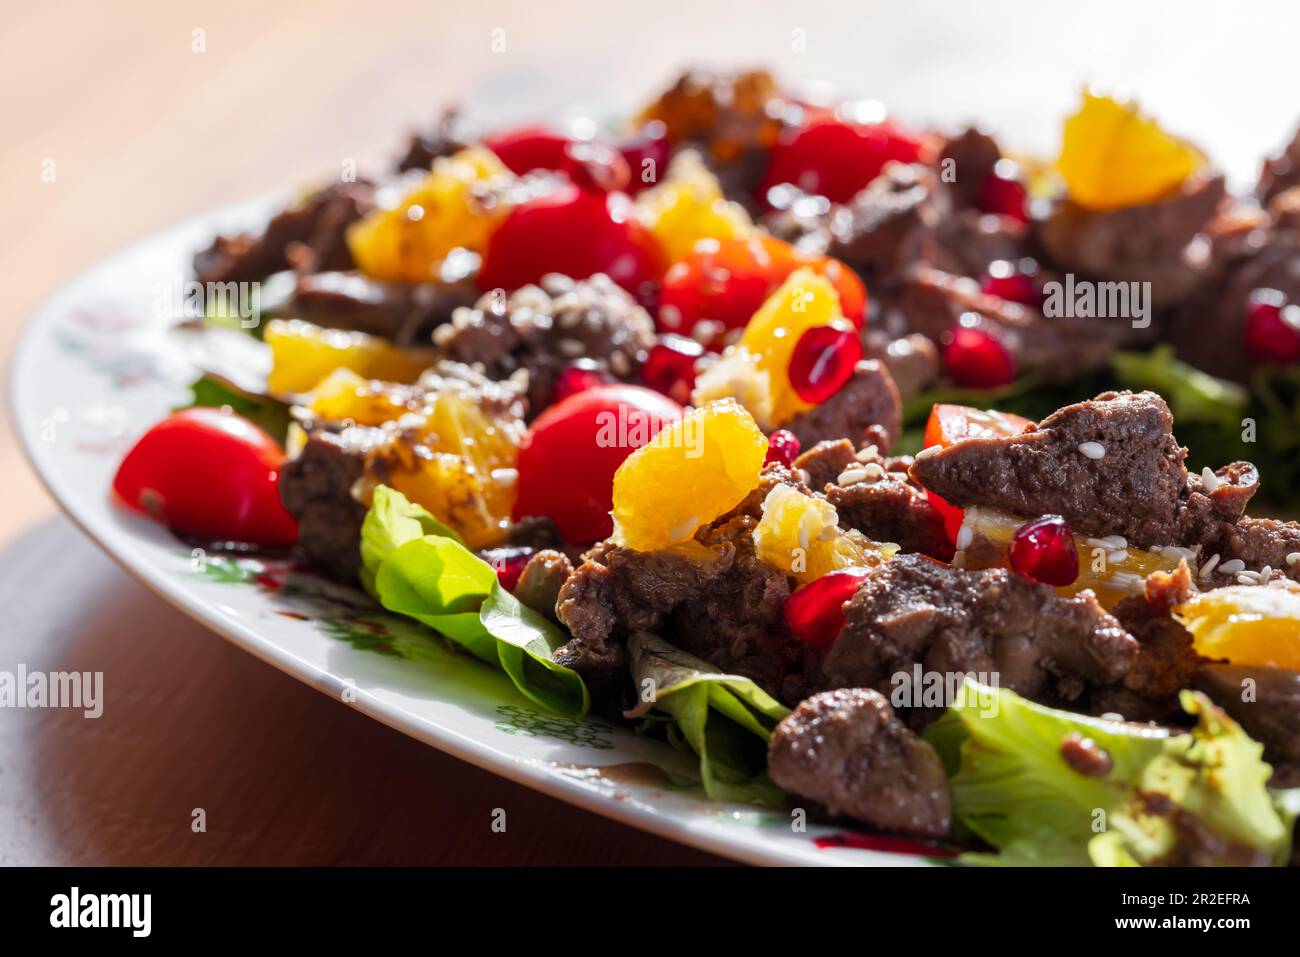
[626,631,789,804]
[1111,346,1248,432]
[926,681,1294,867]
[180,374,291,445]
[361,486,589,717]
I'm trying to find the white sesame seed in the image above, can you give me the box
[1218,559,1246,575]
[1287,552,1300,567]
[837,468,870,486]
[855,444,880,462]
[1199,553,1220,578]
[1200,466,1220,493]
[1110,571,1146,593]
[863,463,886,481]
[1079,441,1106,460]
[956,524,974,551]
[490,467,518,486]
[1260,565,1273,582]
[1237,574,1258,586]
[1107,550,1129,565]
[914,444,940,460]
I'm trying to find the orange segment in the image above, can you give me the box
[692,269,847,429]
[346,147,514,282]
[265,319,431,395]
[635,151,753,262]
[1174,586,1300,670]
[381,387,525,550]
[753,483,896,584]
[611,399,768,552]
[1057,92,1202,211]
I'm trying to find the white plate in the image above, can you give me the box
[10,200,952,867]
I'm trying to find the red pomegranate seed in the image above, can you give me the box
[1244,288,1300,364]
[765,429,802,467]
[481,546,535,592]
[784,569,872,648]
[976,159,1030,223]
[642,334,703,405]
[552,360,613,404]
[944,321,1016,389]
[1008,515,1079,586]
[789,325,863,404]
[980,258,1041,306]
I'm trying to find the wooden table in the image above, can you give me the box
[1,0,1294,865]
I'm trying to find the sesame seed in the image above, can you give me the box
[1201,466,1220,493]
[1107,550,1129,565]
[1287,552,1300,567]
[1078,441,1106,460]
[1218,559,1246,575]
[956,524,974,551]
[1199,553,1220,578]
[1260,565,1273,581]
[914,444,940,460]
[863,463,886,481]
[837,468,870,486]
[1237,574,1256,585]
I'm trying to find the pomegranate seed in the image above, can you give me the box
[783,569,872,648]
[481,546,535,592]
[789,325,864,404]
[980,258,1041,306]
[976,159,1030,223]
[765,429,802,467]
[1009,515,1079,586]
[642,334,703,405]
[944,321,1016,389]
[1244,288,1300,364]
[552,360,613,404]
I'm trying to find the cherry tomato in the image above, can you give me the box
[112,408,298,546]
[512,384,683,543]
[759,117,923,205]
[657,235,865,349]
[485,125,631,192]
[478,184,665,299]
[921,404,1032,543]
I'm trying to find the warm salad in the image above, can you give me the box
[111,69,1300,866]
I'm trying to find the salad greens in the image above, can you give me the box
[360,485,589,717]
[626,632,789,804]
[181,374,291,445]
[925,681,1297,867]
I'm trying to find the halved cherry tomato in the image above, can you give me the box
[921,404,1032,543]
[759,117,923,205]
[485,125,631,192]
[512,384,683,543]
[478,184,665,299]
[657,235,865,349]
[112,408,298,546]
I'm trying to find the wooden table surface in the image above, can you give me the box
[1,0,1295,865]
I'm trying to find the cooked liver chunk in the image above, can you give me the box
[909,390,1257,547]
[782,359,902,453]
[768,688,952,838]
[822,554,1137,717]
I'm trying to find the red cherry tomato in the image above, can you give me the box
[112,408,298,546]
[657,235,865,349]
[920,404,1032,543]
[479,184,665,299]
[512,384,683,543]
[485,125,631,192]
[759,118,923,205]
